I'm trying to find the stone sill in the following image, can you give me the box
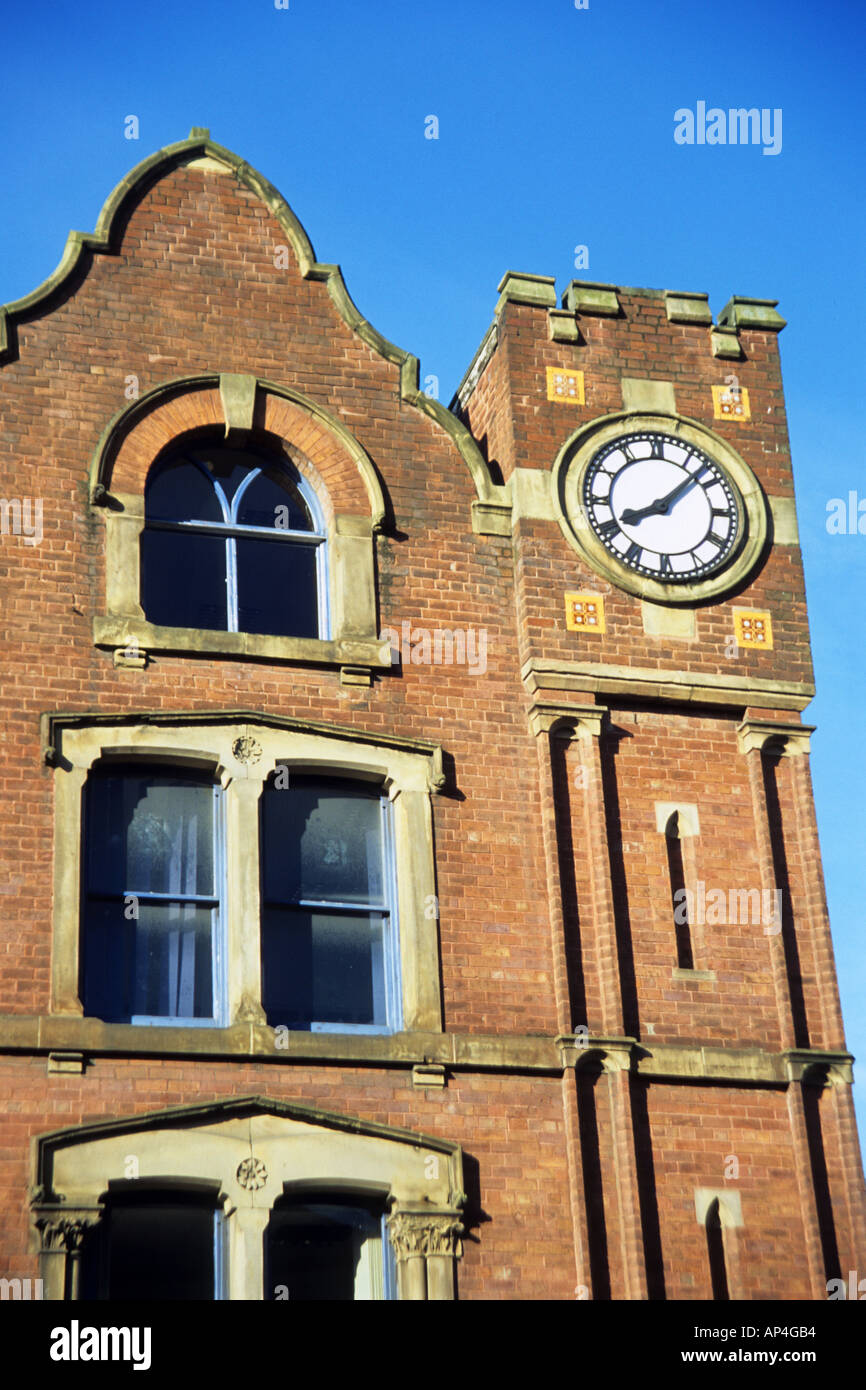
[0,1016,852,1085]
[93,616,392,669]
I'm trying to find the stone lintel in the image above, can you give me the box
[655,802,700,837]
[523,658,814,712]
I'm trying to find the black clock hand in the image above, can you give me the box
[620,469,705,525]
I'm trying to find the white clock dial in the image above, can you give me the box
[582,431,741,582]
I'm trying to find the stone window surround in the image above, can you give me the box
[30,1096,466,1301]
[90,374,393,682]
[48,712,445,1036]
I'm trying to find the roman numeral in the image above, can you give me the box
[625,541,642,565]
[659,553,672,575]
[598,518,620,538]
[649,438,667,459]
[706,531,727,548]
[712,507,731,519]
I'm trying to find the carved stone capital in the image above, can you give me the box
[387,1210,464,1261]
[34,1211,101,1252]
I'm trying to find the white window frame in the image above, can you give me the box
[48,714,444,1036]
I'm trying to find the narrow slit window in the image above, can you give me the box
[666,811,695,970]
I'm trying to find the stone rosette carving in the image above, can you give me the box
[232,736,263,765]
[236,1156,268,1191]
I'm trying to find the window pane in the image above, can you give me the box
[262,777,385,905]
[266,1208,377,1301]
[261,908,386,1027]
[235,536,319,638]
[236,468,313,531]
[86,772,215,897]
[84,900,215,1021]
[197,446,259,507]
[104,1197,216,1300]
[141,529,228,631]
[145,458,222,523]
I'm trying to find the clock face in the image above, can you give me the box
[582,431,742,583]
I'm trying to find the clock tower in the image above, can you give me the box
[453,272,866,1299]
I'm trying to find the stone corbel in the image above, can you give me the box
[527,702,607,741]
[557,1035,638,1072]
[783,1049,854,1086]
[736,719,815,757]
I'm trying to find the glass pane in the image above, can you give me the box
[235,536,319,638]
[266,1207,377,1301]
[261,908,385,1027]
[86,772,215,897]
[196,446,259,507]
[141,528,228,631]
[82,899,135,1021]
[236,468,313,531]
[145,458,222,523]
[84,899,214,1021]
[105,1198,216,1300]
[262,777,384,905]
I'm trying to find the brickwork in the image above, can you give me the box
[0,136,863,1300]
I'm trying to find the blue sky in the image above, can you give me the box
[2,0,864,1144]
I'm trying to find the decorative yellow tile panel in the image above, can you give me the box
[733,609,773,649]
[712,384,751,422]
[565,592,606,633]
[547,367,585,404]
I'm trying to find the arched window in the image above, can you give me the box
[140,442,328,638]
[266,1195,396,1301]
[81,1183,225,1301]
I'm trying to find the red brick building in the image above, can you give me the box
[0,128,863,1300]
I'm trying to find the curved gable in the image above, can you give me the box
[0,128,500,507]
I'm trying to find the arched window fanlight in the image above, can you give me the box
[140,442,328,639]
